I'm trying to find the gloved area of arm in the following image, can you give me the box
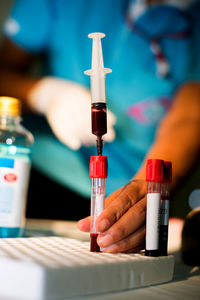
[134,82,200,187]
[27,77,116,150]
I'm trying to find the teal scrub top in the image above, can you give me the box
[3,0,200,197]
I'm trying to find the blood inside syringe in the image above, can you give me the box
[91,102,107,155]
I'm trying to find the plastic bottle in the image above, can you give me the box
[0,97,34,237]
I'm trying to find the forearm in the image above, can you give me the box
[135,83,200,187]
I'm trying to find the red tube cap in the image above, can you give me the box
[146,159,164,182]
[163,161,172,184]
[90,156,108,178]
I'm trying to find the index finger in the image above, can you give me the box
[96,180,147,233]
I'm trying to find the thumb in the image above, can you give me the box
[54,130,82,150]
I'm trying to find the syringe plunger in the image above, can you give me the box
[84,32,112,103]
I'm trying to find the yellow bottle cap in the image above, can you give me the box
[0,97,21,116]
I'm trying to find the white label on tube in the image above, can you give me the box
[0,159,30,227]
[146,193,161,250]
[160,199,169,226]
[91,194,104,233]
[95,195,104,217]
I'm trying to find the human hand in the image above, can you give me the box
[27,77,116,149]
[78,180,147,253]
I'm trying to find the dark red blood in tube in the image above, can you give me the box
[90,233,100,252]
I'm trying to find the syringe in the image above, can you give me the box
[90,156,108,252]
[84,33,112,156]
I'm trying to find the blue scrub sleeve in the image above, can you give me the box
[3,0,51,52]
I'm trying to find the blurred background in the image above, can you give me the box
[0,0,200,220]
[0,1,13,45]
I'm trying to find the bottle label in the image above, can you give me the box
[0,157,31,228]
[146,193,161,250]
[160,199,169,226]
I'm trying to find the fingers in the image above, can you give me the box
[77,188,123,233]
[104,187,123,208]
[97,196,146,250]
[100,225,146,253]
[59,135,81,150]
[77,216,90,232]
[78,180,147,253]
[96,180,147,233]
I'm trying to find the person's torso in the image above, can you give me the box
[46,0,199,156]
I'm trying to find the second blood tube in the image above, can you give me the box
[145,159,163,257]
[159,161,172,256]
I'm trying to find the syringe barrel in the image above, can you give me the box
[90,74,106,103]
[90,178,105,233]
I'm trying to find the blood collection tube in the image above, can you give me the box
[159,161,172,256]
[84,33,112,155]
[145,159,164,257]
[90,156,108,252]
